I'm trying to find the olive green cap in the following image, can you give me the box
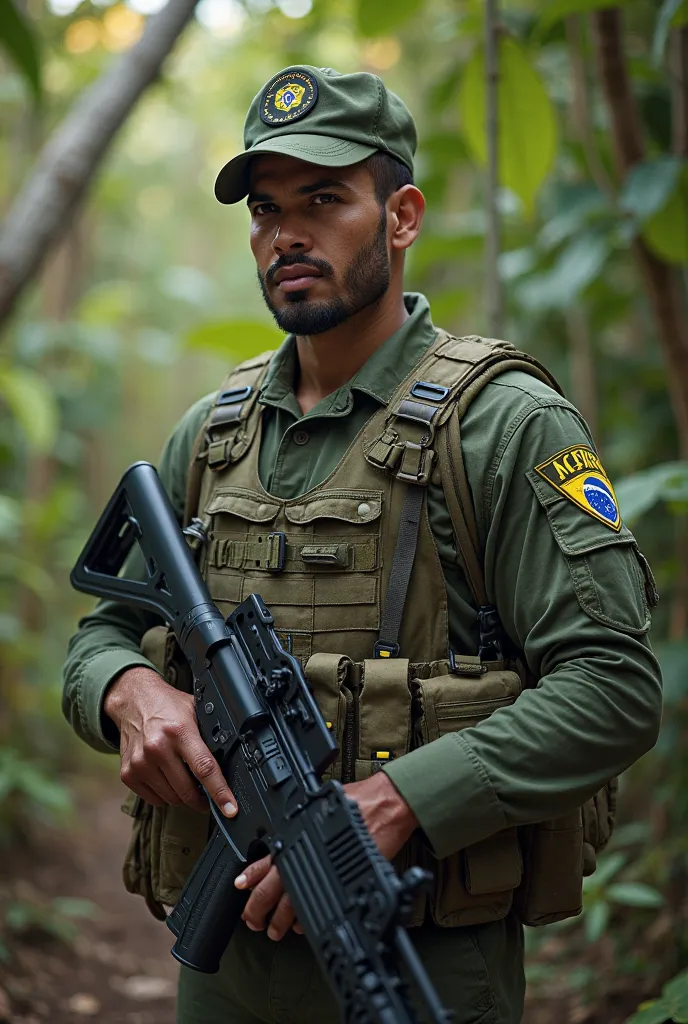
[215,65,416,205]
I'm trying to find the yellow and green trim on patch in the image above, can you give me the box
[534,444,621,531]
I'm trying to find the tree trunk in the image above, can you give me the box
[592,7,688,458]
[0,0,200,331]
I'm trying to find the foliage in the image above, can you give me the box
[1,891,98,949]
[628,969,688,1023]
[0,0,41,100]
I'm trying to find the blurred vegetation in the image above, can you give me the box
[0,0,687,1017]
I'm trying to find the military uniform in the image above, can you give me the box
[62,67,662,1024]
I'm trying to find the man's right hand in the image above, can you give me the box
[104,667,238,818]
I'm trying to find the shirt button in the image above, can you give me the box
[293,429,309,445]
[257,504,268,517]
[357,502,371,518]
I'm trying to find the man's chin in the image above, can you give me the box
[270,296,350,336]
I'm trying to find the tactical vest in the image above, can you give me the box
[122,330,617,928]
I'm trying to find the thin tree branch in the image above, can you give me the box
[592,7,688,458]
[565,15,615,200]
[670,25,688,159]
[484,0,502,337]
[0,0,201,330]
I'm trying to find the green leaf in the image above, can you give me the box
[665,969,688,1022]
[589,851,628,886]
[626,999,673,1024]
[0,495,21,542]
[0,364,59,454]
[534,0,628,41]
[643,166,688,264]
[656,641,688,704]
[652,0,688,67]
[0,0,41,100]
[5,902,35,931]
[615,462,688,522]
[584,899,609,943]
[620,158,684,223]
[185,321,283,361]
[51,897,99,920]
[355,0,422,37]
[607,883,664,908]
[459,37,558,215]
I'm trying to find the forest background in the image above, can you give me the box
[1,0,688,1022]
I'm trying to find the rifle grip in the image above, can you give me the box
[167,828,248,974]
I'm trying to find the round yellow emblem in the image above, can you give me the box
[275,84,306,113]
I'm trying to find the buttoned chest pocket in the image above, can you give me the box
[203,487,384,662]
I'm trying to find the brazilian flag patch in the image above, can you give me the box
[535,445,621,531]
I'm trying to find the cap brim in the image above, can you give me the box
[214,134,378,205]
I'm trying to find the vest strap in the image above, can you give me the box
[375,482,425,658]
[367,329,563,660]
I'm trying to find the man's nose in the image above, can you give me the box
[271,218,312,256]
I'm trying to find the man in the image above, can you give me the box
[63,66,662,1024]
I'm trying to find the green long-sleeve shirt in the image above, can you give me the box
[63,293,662,859]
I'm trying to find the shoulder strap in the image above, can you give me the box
[369,328,563,660]
[434,333,561,606]
[182,350,274,527]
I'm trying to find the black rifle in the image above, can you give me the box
[70,462,452,1024]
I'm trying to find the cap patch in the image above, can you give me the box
[535,445,621,531]
[261,70,318,126]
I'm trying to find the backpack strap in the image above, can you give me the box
[366,329,563,660]
[182,350,274,529]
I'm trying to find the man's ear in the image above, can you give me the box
[389,185,425,252]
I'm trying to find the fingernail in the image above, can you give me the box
[245,921,260,931]
[234,873,247,889]
[223,801,237,817]
[267,928,278,941]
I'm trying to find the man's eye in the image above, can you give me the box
[312,194,338,205]
[253,203,277,216]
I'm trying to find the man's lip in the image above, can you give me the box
[274,265,323,285]
[278,275,322,292]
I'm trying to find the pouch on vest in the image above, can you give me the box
[120,625,208,913]
[411,658,524,927]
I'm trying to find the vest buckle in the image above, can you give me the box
[373,640,400,658]
[395,441,436,485]
[265,532,286,572]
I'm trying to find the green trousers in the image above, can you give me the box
[177,915,525,1024]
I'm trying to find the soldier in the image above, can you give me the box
[63,66,663,1024]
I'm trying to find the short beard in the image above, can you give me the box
[258,212,390,336]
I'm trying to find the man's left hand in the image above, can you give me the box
[234,770,419,941]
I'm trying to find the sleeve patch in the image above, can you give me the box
[534,445,621,532]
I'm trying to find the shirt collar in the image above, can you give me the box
[259,292,437,415]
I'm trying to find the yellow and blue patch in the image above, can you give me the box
[535,444,621,531]
[261,70,318,126]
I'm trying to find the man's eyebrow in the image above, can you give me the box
[246,191,273,206]
[246,178,352,205]
[297,178,351,195]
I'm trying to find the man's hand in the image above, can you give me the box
[235,770,419,940]
[104,667,238,817]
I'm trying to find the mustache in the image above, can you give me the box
[264,253,334,286]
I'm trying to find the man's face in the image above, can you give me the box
[247,154,390,335]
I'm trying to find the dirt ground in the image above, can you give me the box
[0,775,178,1024]
[0,774,652,1024]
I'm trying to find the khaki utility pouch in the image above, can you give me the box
[121,625,208,912]
[410,659,524,926]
